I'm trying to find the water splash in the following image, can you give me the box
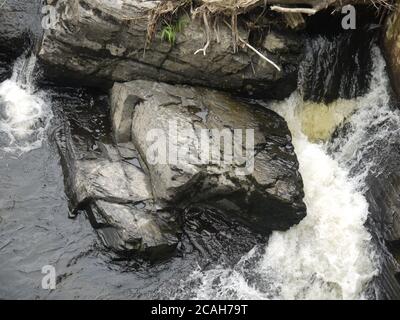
[179,47,393,300]
[258,92,378,300]
[329,47,399,187]
[0,54,52,154]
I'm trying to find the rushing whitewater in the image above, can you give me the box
[259,93,377,300]
[178,48,397,300]
[0,55,52,154]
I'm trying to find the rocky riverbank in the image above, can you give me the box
[35,0,313,259]
[1,0,400,299]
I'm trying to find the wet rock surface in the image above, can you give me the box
[38,0,302,98]
[3,0,398,300]
[299,32,374,104]
[52,86,267,262]
[0,84,266,299]
[111,80,306,234]
[52,87,180,259]
[384,4,400,98]
[366,172,400,244]
[365,158,400,298]
[183,207,265,266]
[328,100,400,299]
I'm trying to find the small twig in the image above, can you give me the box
[254,0,268,25]
[270,5,317,15]
[194,12,211,56]
[0,0,7,9]
[213,16,220,43]
[250,59,256,75]
[241,39,281,72]
[0,240,12,252]
[231,12,238,53]
[223,20,281,72]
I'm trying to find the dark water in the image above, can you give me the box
[0,86,201,299]
[0,141,203,300]
[0,84,259,299]
[0,6,399,298]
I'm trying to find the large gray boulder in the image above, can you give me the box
[111,80,306,233]
[53,87,272,262]
[56,109,180,259]
[38,0,302,98]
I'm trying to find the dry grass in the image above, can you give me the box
[194,0,261,14]
[145,0,395,64]
[369,0,395,10]
[146,0,191,45]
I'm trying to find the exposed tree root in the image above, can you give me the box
[270,5,318,15]
[146,0,395,73]
[194,12,211,55]
[241,39,282,71]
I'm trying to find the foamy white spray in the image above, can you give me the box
[257,92,377,300]
[330,47,400,186]
[0,55,52,154]
[180,48,393,300]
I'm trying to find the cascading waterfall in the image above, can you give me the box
[329,48,399,186]
[0,54,52,154]
[179,46,395,300]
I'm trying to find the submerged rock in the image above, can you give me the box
[297,99,357,142]
[111,80,306,234]
[88,200,179,260]
[38,0,302,98]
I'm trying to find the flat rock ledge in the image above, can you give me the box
[38,0,302,99]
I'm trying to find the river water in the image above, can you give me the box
[174,47,399,300]
[0,44,399,299]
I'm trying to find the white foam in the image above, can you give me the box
[0,55,52,154]
[181,48,393,300]
[257,93,377,300]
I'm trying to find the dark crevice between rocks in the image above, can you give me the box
[304,4,382,36]
[182,206,266,267]
[386,240,400,282]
